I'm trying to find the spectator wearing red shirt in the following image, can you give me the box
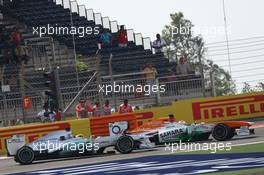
[103,100,111,116]
[119,99,133,114]
[117,25,128,47]
[92,102,101,117]
[76,99,93,119]
[55,109,62,121]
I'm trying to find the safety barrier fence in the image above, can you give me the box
[0,70,212,125]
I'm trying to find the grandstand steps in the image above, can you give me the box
[0,0,209,122]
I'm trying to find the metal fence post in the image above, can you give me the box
[109,54,117,111]
[3,92,8,126]
[96,53,104,115]
[210,70,216,97]
[19,63,26,123]
[54,68,63,111]
[50,38,63,113]
[156,78,161,105]
[197,39,206,97]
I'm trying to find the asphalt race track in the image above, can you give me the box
[9,152,264,175]
[0,127,264,175]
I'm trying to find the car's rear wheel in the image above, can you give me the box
[115,135,134,154]
[212,124,231,141]
[15,146,35,165]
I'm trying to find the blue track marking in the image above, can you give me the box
[11,152,264,175]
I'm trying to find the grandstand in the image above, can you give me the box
[0,0,212,124]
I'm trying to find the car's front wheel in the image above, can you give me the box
[212,123,231,141]
[15,146,35,165]
[115,135,134,154]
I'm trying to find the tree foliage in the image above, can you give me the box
[242,82,264,93]
[162,12,236,96]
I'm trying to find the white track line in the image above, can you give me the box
[231,140,264,147]
[0,157,11,160]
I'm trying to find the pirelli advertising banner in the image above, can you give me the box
[0,92,264,155]
[137,92,264,124]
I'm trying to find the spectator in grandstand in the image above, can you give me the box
[97,28,113,54]
[76,98,93,119]
[164,68,177,96]
[10,27,21,47]
[5,27,21,63]
[176,56,192,75]
[152,34,167,54]
[98,28,113,50]
[36,109,56,123]
[92,102,101,117]
[103,99,112,116]
[119,99,133,114]
[15,43,29,64]
[166,68,177,81]
[55,109,62,121]
[143,63,158,91]
[117,25,128,47]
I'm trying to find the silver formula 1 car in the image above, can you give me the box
[6,122,154,165]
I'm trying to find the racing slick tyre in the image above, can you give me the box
[15,146,35,165]
[115,135,134,154]
[212,123,232,141]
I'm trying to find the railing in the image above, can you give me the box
[60,68,212,114]
[0,67,212,126]
[54,0,152,51]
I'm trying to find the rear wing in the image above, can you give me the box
[6,135,26,156]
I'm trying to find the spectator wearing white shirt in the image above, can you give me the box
[152,34,167,54]
[176,57,192,75]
